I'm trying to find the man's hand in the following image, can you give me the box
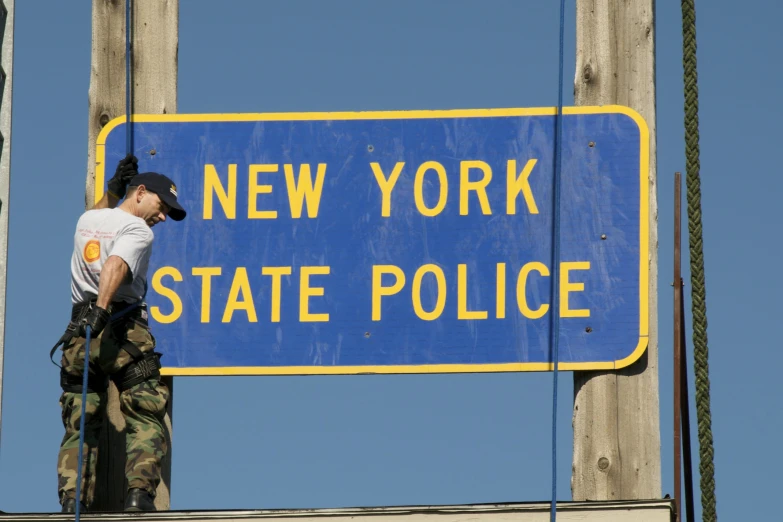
[107,154,139,200]
[81,305,111,338]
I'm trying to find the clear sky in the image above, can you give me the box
[1,1,781,520]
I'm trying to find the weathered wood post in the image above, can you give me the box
[86,0,178,511]
[0,0,14,453]
[571,0,661,501]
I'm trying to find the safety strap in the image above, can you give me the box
[49,300,92,368]
[121,340,145,361]
[49,325,79,369]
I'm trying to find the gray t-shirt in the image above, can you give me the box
[70,207,154,305]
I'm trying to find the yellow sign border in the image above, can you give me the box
[95,105,649,375]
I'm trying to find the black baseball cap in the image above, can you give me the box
[128,172,187,221]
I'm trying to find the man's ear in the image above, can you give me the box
[134,185,146,201]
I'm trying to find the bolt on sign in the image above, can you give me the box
[95,107,649,376]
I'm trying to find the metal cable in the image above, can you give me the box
[549,0,567,520]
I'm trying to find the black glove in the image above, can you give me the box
[107,154,139,199]
[81,305,111,338]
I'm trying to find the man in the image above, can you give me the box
[55,155,186,513]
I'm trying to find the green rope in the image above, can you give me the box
[680,0,717,520]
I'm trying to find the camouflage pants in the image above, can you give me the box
[57,318,169,507]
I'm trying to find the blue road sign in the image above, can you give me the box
[95,107,649,376]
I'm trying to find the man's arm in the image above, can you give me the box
[93,192,121,210]
[95,255,130,309]
[81,255,130,336]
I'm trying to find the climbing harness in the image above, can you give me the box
[49,297,145,369]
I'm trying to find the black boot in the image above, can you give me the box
[61,498,87,513]
[124,488,156,512]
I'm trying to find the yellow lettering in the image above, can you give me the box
[262,267,292,322]
[150,267,183,324]
[507,159,539,214]
[517,262,550,319]
[414,161,448,217]
[222,267,258,323]
[457,264,488,320]
[460,160,492,215]
[372,265,406,321]
[284,163,326,218]
[412,264,446,321]
[560,261,591,318]
[203,164,237,219]
[371,162,404,217]
[300,266,330,322]
[496,263,506,319]
[248,164,278,219]
[192,267,222,323]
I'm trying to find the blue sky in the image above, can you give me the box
[1,1,781,520]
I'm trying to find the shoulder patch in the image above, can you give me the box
[83,239,101,263]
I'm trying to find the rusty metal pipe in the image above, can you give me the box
[680,277,696,522]
[674,172,683,522]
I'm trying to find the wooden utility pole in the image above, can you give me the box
[0,0,14,453]
[572,0,661,501]
[86,0,178,511]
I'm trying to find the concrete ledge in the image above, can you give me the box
[0,500,674,522]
